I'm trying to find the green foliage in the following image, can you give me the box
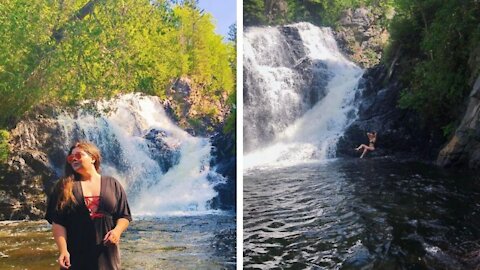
[0,0,57,127]
[173,5,234,97]
[0,130,9,163]
[223,90,236,140]
[0,0,235,128]
[223,107,236,138]
[187,117,202,129]
[301,0,362,25]
[42,0,181,103]
[390,0,480,133]
[441,122,457,138]
[227,23,237,72]
[244,0,266,26]
[244,0,394,27]
[228,23,237,43]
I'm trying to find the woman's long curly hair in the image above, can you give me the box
[55,141,102,210]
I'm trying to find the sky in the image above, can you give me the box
[198,0,237,38]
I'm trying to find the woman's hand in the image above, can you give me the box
[58,251,71,269]
[103,228,121,245]
[52,223,70,268]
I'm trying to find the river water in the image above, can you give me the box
[0,214,236,269]
[244,158,480,269]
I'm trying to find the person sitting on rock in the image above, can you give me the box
[355,131,377,158]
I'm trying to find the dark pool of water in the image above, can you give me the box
[0,213,236,270]
[244,158,480,269]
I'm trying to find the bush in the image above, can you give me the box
[0,130,10,163]
[387,0,480,135]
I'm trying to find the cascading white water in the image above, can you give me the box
[244,22,364,169]
[56,93,225,216]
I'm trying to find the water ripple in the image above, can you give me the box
[244,159,480,269]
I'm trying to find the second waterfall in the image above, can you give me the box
[244,22,364,168]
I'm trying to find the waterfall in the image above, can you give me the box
[55,93,225,216]
[244,22,364,168]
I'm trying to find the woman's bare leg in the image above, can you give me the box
[355,144,367,151]
[360,146,374,158]
[360,148,368,158]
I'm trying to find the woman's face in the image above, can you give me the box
[67,147,96,173]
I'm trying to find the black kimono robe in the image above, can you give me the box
[46,176,132,270]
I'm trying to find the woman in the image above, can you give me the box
[46,141,132,270]
[355,131,377,158]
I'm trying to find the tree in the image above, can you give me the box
[244,0,266,26]
[0,0,235,128]
[392,0,480,135]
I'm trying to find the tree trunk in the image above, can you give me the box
[52,0,102,43]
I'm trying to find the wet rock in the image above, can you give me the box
[209,128,236,211]
[143,129,180,173]
[294,57,331,107]
[342,243,374,270]
[279,25,307,64]
[0,115,65,220]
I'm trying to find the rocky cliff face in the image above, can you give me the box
[334,7,393,68]
[264,0,288,24]
[165,77,231,136]
[437,74,480,168]
[336,64,445,159]
[0,115,64,219]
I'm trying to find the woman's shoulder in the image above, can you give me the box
[101,175,126,189]
[102,175,120,184]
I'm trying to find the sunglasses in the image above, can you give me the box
[66,152,91,164]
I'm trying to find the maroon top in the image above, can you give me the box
[84,196,104,219]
